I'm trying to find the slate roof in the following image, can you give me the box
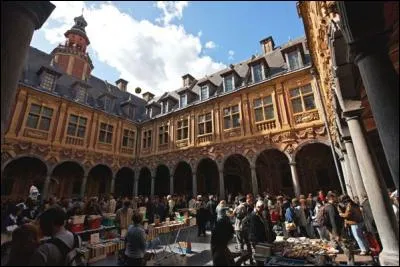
[20,46,148,123]
[21,36,310,124]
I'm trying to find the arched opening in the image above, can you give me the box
[155,165,170,197]
[87,164,112,197]
[224,154,252,196]
[256,149,292,196]
[196,158,219,196]
[138,167,151,196]
[115,167,134,198]
[296,143,341,195]
[1,157,47,200]
[174,161,192,195]
[51,161,84,198]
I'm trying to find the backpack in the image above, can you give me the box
[315,204,329,227]
[47,233,87,266]
[240,212,252,233]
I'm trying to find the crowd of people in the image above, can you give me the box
[0,187,398,266]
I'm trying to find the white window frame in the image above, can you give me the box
[223,74,234,92]
[40,72,55,91]
[200,85,209,100]
[252,63,264,83]
[180,94,187,108]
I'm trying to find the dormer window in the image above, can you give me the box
[75,87,87,103]
[40,72,55,91]
[127,105,135,119]
[200,85,209,100]
[223,74,234,92]
[287,50,301,70]
[104,97,112,112]
[180,94,187,108]
[161,101,169,114]
[252,63,263,83]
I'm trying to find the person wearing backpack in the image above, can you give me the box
[232,196,254,265]
[30,205,85,266]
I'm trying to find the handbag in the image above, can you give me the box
[285,222,297,231]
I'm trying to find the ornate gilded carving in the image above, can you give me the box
[1,152,12,165]
[294,110,320,124]
[223,128,241,139]
[24,129,48,140]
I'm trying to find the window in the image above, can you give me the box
[224,75,234,92]
[200,86,209,100]
[76,87,86,103]
[158,125,169,145]
[198,113,212,135]
[127,105,135,119]
[252,64,263,83]
[253,95,274,122]
[223,105,240,129]
[177,119,189,140]
[26,104,54,131]
[161,101,168,114]
[67,115,87,138]
[40,73,55,91]
[287,50,301,70]
[289,84,316,114]
[98,122,113,144]
[180,94,187,108]
[104,97,112,112]
[122,129,135,148]
[142,130,152,149]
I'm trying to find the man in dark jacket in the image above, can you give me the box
[324,192,343,242]
[249,200,276,246]
[206,195,217,231]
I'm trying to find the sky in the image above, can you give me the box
[31,1,305,96]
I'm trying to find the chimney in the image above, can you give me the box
[142,92,155,102]
[260,36,275,54]
[182,73,195,88]
[115,78,128,92]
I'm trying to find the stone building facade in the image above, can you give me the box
[1,15,342,202]
[298,1,398,265]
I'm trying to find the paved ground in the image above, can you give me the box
[92,230,376,266]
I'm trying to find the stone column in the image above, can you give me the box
[192,173,197,196]
[151,177,155,196]
[1,2,55,143]
[343,137,367,200]
[80,174,88,198]
[250,164,259,196]
[289,160,301,197]
[344,109,399,265]
[110,176,115,194]
[339,155,354,199]
[42,174,52,200]
[218,166,225,200]
[342,150,357,199]
[133,171,139,197]
[338,2,399,192]
[170,175,174,195]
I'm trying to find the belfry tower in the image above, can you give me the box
[51,14,94,80]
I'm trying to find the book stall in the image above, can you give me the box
[255,237,341,266]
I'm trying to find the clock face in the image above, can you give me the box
[135,87,142,94]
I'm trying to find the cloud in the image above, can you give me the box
[197,30,202,37]
[228,50,235,60]
[155,1,188,26]
[205,41,216,49]
[41,1,226,95]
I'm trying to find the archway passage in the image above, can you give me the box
[256,149,292,196]
[51,161,84,198]
[155,165,170,197]
[1,157,47,200]
[115,167,134,198]
[138,167,151,196]
[86,164,112,197]
[224,154,252,196]
[196,158,219,196]
[296,143,341,195]
[174,161,192,195]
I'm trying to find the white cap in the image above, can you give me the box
[197,195,202,200]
